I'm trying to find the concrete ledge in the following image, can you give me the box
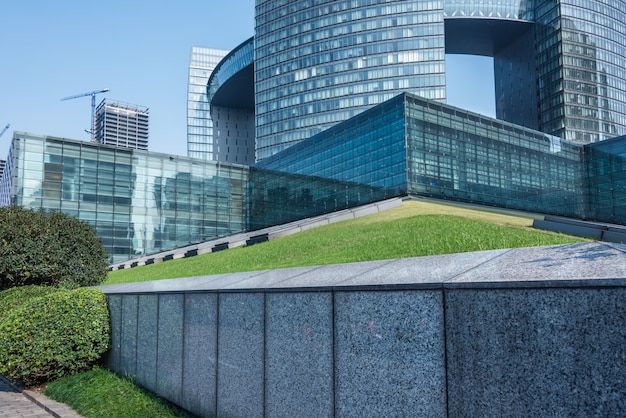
[533,215,626,243]
[532,218,604,239]
[100,243,626,416]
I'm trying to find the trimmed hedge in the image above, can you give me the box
[0,206,109,291]
[0,285,61,323]
[0,288,110,386]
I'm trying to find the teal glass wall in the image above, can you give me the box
[256,93,407,193]
[585,135,626,223]
[405,94,585,216]
[6,133,248,263]
[4,132,399,263]
[260,92,591,220]
[248,168,390,231]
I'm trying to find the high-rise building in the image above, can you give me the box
[209,0,626,161]
[94,99,149,150]
[187,46,230,160]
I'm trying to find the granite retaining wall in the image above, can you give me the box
[99,242,626,417]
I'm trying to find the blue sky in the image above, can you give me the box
[0,1,494,160]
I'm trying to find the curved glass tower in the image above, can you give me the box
[254,0,447,160]
[249,0,626,160]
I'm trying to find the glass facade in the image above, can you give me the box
[187,47,230,160]
[248,168,391,231]
[404,94,584,217]
[443,0,534,20]
[2,132,391,263]
[5,92,626,264]
[260,92,626,225]
[242,0,626,161]
[585,136,626,223]
[5,133,247,263]
[207,38,254,105]
[535,0,626,144]
[256,93,407,193]
[254,0,446,160]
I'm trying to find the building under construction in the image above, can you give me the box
[95,99,149,150]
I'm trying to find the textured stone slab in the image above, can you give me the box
[135,294,158,391]
[334,249,508,288]
[265,292,333,417]
[445,287,626,417]
[99,270,265,293]
[217,293,264,418]
[182,293,218,416]
[334,290,447,417]
[222,266,326,290]
[106,295,122,373]
[156,294,184,405]
[101,244,626,295]
[449,242,626,287]
[120,295,138,377]
[265,259,394,289]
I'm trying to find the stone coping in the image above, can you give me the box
[98,242,626,294]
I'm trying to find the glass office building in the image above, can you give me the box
[259,91,626,225]
[187,47,230,160]
[4,92,626,263]
[0,132,389,263]
[2,133,247,263]
[209,0,626,162]
[206,39,256,165]
[254,0,446,160]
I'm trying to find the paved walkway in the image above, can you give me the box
[0,375,82,418]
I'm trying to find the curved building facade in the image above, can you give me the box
[254,0,447,159]
[210,0,626,161]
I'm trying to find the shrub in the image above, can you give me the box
[0,288,110,386]
[0,285,61,323]
[0,206,109,290]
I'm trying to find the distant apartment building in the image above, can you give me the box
[95,99,149,150]
[187,46,229,160]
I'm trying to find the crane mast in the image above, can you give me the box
[61,88,110,141]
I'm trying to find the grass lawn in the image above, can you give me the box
[105,200,585,285]
[44,367,193,418]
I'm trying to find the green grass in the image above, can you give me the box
[105,200,585,285]
[44,367,194,418]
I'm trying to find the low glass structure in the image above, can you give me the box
[2,133,247,263]
[4,95,626,264]
[1,133,389,263]
[260,92,624,224]
[585,137,626,223]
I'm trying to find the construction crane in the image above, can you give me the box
[61,88,109,141]
[0,124,9,139]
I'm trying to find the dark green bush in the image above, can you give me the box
[0,206,109,290]
[0,285,61,322]
[0,288,110,386]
